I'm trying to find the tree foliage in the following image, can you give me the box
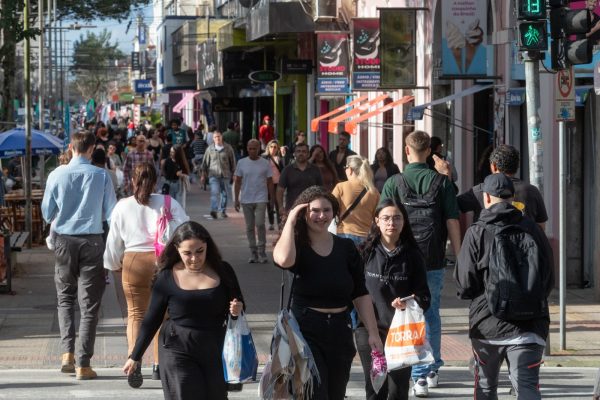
[71,29,125,100]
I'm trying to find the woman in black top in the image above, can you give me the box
[123,221,244,399]
[370,147,400,193]
[273,186,383,400]
[161,145,190,206]
[357,199,431,400]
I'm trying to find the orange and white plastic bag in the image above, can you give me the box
[384,298,434,371]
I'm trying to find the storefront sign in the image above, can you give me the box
[131,52,140,71]
[249,70,282,82]
[379,9,416,88]
[134,79,153,93]
[506,88,526,106]
[352,18,380,91]
[196,40,223,89]
[441,1,488,78]
[316,32,350,94]
[282,58,312,74]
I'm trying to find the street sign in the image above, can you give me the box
[555,67,575,121]
[248,70,281,83]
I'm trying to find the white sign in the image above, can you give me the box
[555,67,575,122]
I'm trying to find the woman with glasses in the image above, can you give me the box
[357,199,431,400]
[123,221,245,399]
[309,144,339,192]
[331,155,379,246]
[263,140,284,230]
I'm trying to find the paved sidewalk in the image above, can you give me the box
[0,183,599,386]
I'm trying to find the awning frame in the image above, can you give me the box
[407,84,494,121]
[327,94,390,134]
[310,95,368,132]
[344,95,414,134]
[172,91,199,113]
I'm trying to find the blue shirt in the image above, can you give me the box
[42,156,117,235]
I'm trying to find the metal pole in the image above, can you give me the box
[524,54,543,193]
[46,0,52,119]
[24,0,33,249]
[59,19,63,125]
[559,120,567,350]
[38,0,44,132]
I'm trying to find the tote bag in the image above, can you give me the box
[222,313,259,384]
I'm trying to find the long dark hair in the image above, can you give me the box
[371,147,394,169]
[309,144,339,182]
[172,145,191,174]
[359,198,419,259]
[278,186,339,248]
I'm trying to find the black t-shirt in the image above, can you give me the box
[278,163,323,209]
[163,158,181,181]
[288,236,368,309]
[457,177,548,223]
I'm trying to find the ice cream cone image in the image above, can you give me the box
[465,19,484,73]
[451,48,463,73]
[446,21,465,73]
[465,44,478,73]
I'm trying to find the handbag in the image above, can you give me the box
[222,312,259,384]
[153,195,176,257]
[384,298,434,371]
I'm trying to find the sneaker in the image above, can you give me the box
[257,252,268,264]
[426,371,439,388]
[60,352,75,373]
[76,366,98,380]
[210,211,218,219]
[268,224,274,231]
[248,253,258,263]
[413,377,429,397]
[221,211,228,218]
[128,363,143,388]
[152,364,160,381]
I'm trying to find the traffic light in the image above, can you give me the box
[517,0,548,51]
[549,0,593,69]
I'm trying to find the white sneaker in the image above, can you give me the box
[413,377,429,397]
[426,371,439,388]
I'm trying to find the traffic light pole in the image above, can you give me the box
[524,53,543,193]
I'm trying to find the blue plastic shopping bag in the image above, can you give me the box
[222,313,258,384]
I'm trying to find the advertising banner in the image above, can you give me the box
[352,18,380,91]
[196,40,223,90]
[379,8,416,88]
[441,1,488,77]
[316,32,350,95]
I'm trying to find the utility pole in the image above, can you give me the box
[38,0,44,132]
[24,0,33,249]
[524,51,543,192]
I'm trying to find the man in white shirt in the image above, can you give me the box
[234,139,274,263]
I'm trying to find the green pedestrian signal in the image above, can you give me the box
[518,21,547,51]
[518,0,546,20]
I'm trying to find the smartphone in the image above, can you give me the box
[399,294,415,302]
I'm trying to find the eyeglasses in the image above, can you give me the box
[378,215,403,223]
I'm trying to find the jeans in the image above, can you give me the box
[209,176,230,213]
[166,180,181,205]
[471,340,544,400]
[54,234,105,367]
[411,268,445,381]
[336,233,365,247]
[241,203,267,254]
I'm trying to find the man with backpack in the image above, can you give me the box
[455,173,554,400]
[380,130,461,397]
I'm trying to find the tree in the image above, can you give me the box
[71,29,124,101]
[0,0,150,129]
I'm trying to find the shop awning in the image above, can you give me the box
[407,84,494,121]
[328,94,390,134]
[345,95,414,134]
[310,95,368,132]
[172,92,199,113]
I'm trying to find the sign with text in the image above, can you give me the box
[379,8,416,88]
[196,40,223,90]
[316,32,350,95]
[352,18,380,91]
[282,58,312,74]
[134,79,153,93]
[131,52,140,71]
[441,0,488,78]
[555,67,575,121]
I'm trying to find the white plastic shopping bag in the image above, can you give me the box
[384,298,434,371]
[222,313,258,384]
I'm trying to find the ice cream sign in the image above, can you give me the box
[442,0,488,77]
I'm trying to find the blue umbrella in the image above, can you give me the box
[0,128,64,158]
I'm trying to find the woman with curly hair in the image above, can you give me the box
[371,147,400,193]
[273,186,383,400]
[309,144,339,192]
[123,221,244,399]
[356,198,430,400]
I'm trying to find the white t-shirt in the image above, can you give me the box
[234,157,272,204]
[103,194,189,270]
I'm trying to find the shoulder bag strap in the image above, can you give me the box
[339,188,368,222]
[286,272,297,311]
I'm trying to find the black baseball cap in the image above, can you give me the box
[482,173,515,199]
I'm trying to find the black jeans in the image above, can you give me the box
[267,183,280,226]
[293,307,356,400]
[159,319,228,400]
[355,326,412,400]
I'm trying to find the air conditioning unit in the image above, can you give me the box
[313,0,336,21]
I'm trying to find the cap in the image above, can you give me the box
[482,173,515,199]
[263,115,270,121]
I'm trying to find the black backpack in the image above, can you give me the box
[395,173,445,269]
[481,222,549,321]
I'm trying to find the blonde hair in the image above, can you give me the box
[58,149,73,165]
[346,155,376,193]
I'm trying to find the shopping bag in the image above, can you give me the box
[154,195,176,257]
[222,313,259,384]
[384,298,434,371]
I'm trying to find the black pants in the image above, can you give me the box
[267,183,280,226]
[355,326,412,400]
[293,307,356,400]
[159,319,227,400]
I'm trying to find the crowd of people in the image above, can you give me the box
[38,120,554,400]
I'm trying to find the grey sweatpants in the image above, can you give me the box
[241,202,267,254]
[471,339,544,400]
[54,234,105,367]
